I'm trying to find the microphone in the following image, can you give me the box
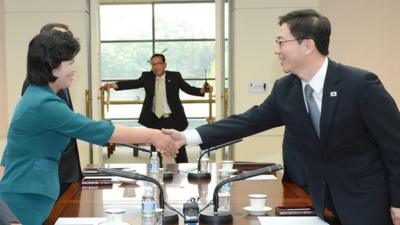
[203,68,210,92]
[120,144,173,180]
[199,164,283,224]
[98,168,179,225]
[188,139,242,180]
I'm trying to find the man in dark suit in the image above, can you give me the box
[163,9,400,225]
[20,23,82,197]
[101,54,212,165]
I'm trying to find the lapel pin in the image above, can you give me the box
[330,91,337,97]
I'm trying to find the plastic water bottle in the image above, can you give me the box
[219,171,232,194]
[142,214,155,225]
[149,151,160,182]
[200,152,209,173]
[142,186,156,215]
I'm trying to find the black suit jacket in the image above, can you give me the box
[116,71,204,131]
[21,80,82,184]
[196,59,400,225]
[282,128,307,189]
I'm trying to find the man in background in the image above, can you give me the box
[0,199,20,225]
[101,54,212,166]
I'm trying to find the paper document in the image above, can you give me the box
[55,217,106,225]
[246,175,277,180]
[258,216,328,225]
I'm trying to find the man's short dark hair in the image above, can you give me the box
[279,9,331,56]
[151,53,166,63]
[27,30,80,85]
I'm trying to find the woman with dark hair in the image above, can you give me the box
[0,30,176,224]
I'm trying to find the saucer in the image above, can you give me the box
[243,206,272,216]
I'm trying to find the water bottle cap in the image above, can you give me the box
[151,151,158,156]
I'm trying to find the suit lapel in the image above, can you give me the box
[149,72,156,97]
[165,71,172,100]
[291,77,320,144]
[320,60,341,148]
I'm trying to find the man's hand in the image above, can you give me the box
[162,129,187,151]
[201,84,213,94]
[391,206,400,225]
[100,82,118,91]
[151,131,178,158]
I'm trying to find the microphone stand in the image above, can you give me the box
[120,144,173,180]
[203,68,210,92]
[199,164,283,224]
[188,139,242,180]
[98,168,178,225]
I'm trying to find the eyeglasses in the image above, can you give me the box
[275,38,305,47]
[151,62,164,66]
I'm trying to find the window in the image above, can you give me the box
[100,2,226,128]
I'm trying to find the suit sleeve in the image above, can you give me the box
[0,199,20,224]
[197,80,284,149]
[115,73,145,90]
[177,72,205,97]
[38,98,115,146]
[358,73,400,207]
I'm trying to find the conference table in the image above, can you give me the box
[46,163,315,225]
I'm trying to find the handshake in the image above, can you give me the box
[152,129,188,158]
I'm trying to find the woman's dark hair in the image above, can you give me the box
[40,23,71,35]
[279,9,331,56]
[27,30,80,85]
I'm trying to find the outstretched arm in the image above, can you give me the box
[110,125,178,157]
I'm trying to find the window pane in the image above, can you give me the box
[100,4,152,40]
[155,3,215,39]
[101,42,153,80]
[155,41,215,79]
[105,104,142,119]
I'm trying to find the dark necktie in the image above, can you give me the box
[304,84,320,138]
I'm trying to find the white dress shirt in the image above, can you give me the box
[152,73,172,115]
[184,57,329,146]
[301,57,328,113]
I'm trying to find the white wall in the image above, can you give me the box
[2,0,93,166]
[230,0,319,163]
[320,0,400,104]
[0,0,6,140]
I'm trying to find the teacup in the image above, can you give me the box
[221,160,234,171]
[248,194,267,210]
[105,208,125,225]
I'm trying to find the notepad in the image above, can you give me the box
[246,175,277,180]
[55,217,106,225]
[258,216,328,225]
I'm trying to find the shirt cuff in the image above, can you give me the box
[183,129,203,146]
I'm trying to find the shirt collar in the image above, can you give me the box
[301,57,328,94]
[157,73,166,80]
